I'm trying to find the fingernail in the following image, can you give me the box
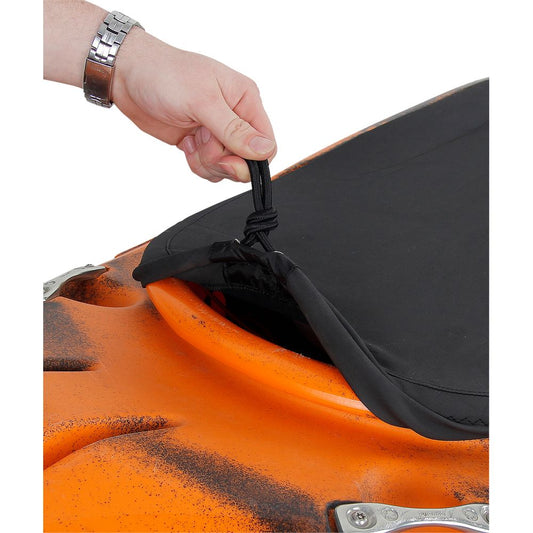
[249,136,275,155]
[199,126,211,144]
[182,136,196,155]
[217,163,237,178]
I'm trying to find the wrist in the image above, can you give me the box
[111,25,147,102]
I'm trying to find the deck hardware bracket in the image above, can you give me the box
[43,265,107,301]
[334,502,489,532]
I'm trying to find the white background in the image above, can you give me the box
[3,0,532,531]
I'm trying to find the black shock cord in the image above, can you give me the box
[242,160,278,252]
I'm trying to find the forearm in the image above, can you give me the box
[44,0,107,87]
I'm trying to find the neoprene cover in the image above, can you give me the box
[134,80,489,441]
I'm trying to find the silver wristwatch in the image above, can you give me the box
[83,11,144,108]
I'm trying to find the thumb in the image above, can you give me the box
[195,98,276,160]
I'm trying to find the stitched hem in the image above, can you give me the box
[386,369,488,397]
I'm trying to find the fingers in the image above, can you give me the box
[232,87,277,161]
[177,75,276,182]
[216,155,251,182]
[177,127,251,183]
[177,133,223,183]
[194,92,276,162]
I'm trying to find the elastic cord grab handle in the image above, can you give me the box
[242,160,278,252]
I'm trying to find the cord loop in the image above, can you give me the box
[241,160,278,252]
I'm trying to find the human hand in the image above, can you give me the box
[113,29,276,183]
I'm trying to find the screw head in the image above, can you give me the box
[354,511,368,526]
[347,506,377,529]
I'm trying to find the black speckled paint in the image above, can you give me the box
[131,430,325,532]
[43,301,98,371]
[450,480,489,504]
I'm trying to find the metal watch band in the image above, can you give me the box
[83,11,144,108]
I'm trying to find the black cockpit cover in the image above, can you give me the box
[134,80,489,441]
